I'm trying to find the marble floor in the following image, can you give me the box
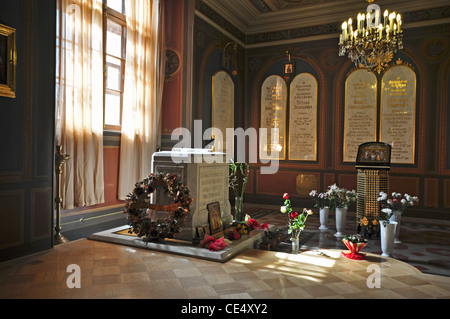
[247,205,450,277]
[0,205,449,302]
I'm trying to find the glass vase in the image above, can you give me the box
[291,236,300,254]
[234,196,244,222]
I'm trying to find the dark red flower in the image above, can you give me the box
[247,218,261,229]
[227,230,241,240]
[283,193,290,200]
[290,212,299,219]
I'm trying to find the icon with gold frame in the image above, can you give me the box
[0,23,16,98]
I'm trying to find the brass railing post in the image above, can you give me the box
[54,145,70,245]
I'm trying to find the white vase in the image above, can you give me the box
[319,207,329,230]
[389,210,403,243]
[380,221,397,257]
[334,206,347,237]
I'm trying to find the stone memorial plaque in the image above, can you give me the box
[259,75,286,160]
[289,73,318,161]
[344,69,378,162]
[198,165,228,225]
[212,71,234,153]
[380,65,416,164]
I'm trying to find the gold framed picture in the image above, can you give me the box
[284,61,294,75]
[0,23,16,98]
[207,202,223,235]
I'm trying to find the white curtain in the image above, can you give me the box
[55,0,104,209]
[118,0,165,199]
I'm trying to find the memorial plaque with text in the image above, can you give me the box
[260,75,286,160]
[344,69,378,163]
[289,73,318,161]
[380,65,416,164]
[212,71,234,153]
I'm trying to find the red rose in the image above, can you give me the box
[283,193,289,200]
[262,223,269,229]
[247,218,261,229]
[290,212,299,219]
[227,230,241,240]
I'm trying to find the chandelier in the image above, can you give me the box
[338,0,403,73]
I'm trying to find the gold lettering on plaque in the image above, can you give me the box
[289,73,318,161]
[260,75,286,160]
[380,65,416,165]
[344,69,378,162]
[212,71,234,153]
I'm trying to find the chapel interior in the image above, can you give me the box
[1,0,450,301]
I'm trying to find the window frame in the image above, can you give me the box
[103,1,126,132]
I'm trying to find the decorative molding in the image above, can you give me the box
[439,57,450,175]
[198,2,450,47]
[195,2,246,44]
[31,187,52,241]
[0,190,25,249]
[424,178,439,208]
[423,37,448,62]
[250,0,271,13]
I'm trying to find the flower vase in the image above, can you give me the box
[342,239,367,260]
[291,236,300,254]
[234,196,244,222]
[380,221,397,257]
[389,210,403,243]
[334,207,348,237]
[319,207,329,230]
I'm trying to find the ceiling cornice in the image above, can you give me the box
[197,0,450,48]
[202,0,450,34]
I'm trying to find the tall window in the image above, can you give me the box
[104,0,126,131]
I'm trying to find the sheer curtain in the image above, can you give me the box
[55,0,104,209]
[118,0,165,199]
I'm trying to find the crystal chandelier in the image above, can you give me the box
[338,0,403,74]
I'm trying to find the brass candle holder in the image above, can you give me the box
[54,145,70,245]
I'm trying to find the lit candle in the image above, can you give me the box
[366,12,371,29]
[361,13,365,30]
[342,21,348,40]
[397,14,402,32]
[378,24,383,40]
[394,23,397,35]
[389,12,395,30]
[348,18,352,36]
[357,13,361,32]
[384,10,388,27]
[386,25,390,39]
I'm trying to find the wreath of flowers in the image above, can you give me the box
[123,172,193,242]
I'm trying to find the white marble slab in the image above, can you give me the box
[89,224,276,262]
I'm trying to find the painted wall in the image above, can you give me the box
[0,0,56,261]
[193,3,450,218]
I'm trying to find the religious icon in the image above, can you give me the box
[207,202,223,235]
[284,62,294,75]
[0,23,16,98]
[356,142,391,167]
